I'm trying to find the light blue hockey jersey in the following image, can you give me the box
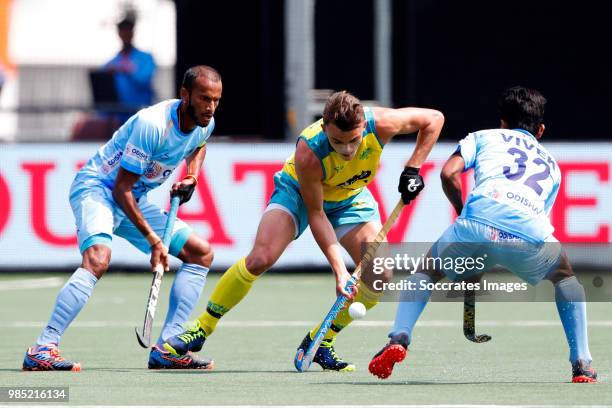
[457,128,561,242]
[74,99,214,199]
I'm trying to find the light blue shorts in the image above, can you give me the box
[69,180,192,255]
[266,172,381,239]
[431,218,562,285]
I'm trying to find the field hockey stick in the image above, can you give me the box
[463,278,491,343]
[294,198,405,372]
[135,194,181,348]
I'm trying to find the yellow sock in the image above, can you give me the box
[198,257,258,336]
[309,280,381,341]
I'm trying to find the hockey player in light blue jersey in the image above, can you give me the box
[23,66,222,371]
[369,86,597,383]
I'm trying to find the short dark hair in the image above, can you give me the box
[322,91,364,131]
[499,86,546,135]
[181,65,222,92]
[117,11,136,30]
[117,19,135,30]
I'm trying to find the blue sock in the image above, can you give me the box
[389,272,432,343]
[555,276,592,363]
[157,263,209,345]
[36,267,98,346]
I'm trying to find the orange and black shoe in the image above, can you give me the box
[23,344,81,372]
[148,345,214,370]
[368,333,408,379]
[572,359,597,383]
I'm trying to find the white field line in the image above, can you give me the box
[4,320,612,328]
[0,277,63,291]
[2,405,610,408]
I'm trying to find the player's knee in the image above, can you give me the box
[199,249,214,268]
[547,252,574,284]
[427,268,445,283]
[245,249,276,275]
[182,240,214,268]
[81,245,111,279]
[185,250,214,268]
[178,233,214,266]
[362,266,393,288]
[380,267,393,283]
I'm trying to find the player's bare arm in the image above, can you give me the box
[440,152,466,216]
[373,107,444,204]
[112,167,168,272]
[295,139,353,298]
[171,144,207,204]
[185,144,207,175]
[373,107,444,166]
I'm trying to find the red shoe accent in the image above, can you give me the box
[160,353,191,366]
[572,375,597,383]
[368,344,406,379]
[150,347,215,370]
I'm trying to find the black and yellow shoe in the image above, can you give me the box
[295,332,355,372]
[163,320,207,356]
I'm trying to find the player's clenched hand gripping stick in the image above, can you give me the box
[135,194,181,348]
[295,198,406,372]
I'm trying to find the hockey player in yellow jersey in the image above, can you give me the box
[164,91,444,371]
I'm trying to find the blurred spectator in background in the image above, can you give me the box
[103,12,156,123]
[73,11,157,141]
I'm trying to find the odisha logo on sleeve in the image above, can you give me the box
[337,170,371,187]
[107,151,123,167]
[125,143,149,161]
[131,149,147,160]
[101,151,123,173]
